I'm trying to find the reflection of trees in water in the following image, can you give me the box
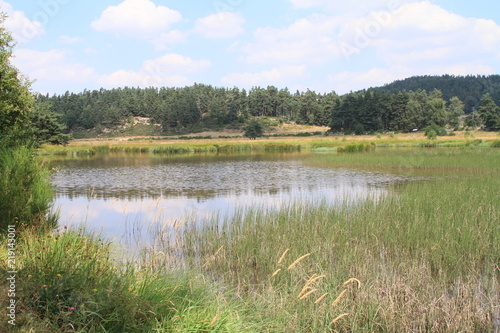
[54,185,309,201]
[51,154,412,203]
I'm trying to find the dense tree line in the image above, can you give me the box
[34,75,500,135]
[369,74,500,114]
[330,89,469,133]
[35,85,337,133]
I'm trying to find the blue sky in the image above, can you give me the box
[2,0,499,95]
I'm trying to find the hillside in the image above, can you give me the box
[367,74,500,113]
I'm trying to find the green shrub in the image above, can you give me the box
[424,123,447,137]
[491,140,500,147]
[426,129,437,140]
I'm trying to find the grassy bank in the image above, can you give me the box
[1,228,257,332]
[174,148,499,332]
[38,131,499,158]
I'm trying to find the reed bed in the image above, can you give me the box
[175,148,499,332]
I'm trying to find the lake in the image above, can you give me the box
[50,151,413,244]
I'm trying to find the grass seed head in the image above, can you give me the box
[343,278,361,289]
[299,288,318,300]
[331,313,349,325]
[287,253,311,270]
[331,289,348,307]
[271,269,281,277]
[278,248,290,264]
[314,293,329,304]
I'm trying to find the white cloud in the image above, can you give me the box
[240,15,345,65]
[193,12,245,39]
[366,2,500,65]
[0,0,44,44]
[239,0,500,85]
[100,53,210,88]
[328,67,409,94]
[11,49,96,83]
[99,70,191,88]
[142,53,211,75]
[221,65,308,86]
[91,0,182,39]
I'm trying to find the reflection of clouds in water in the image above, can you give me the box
[55,184,388,242]
[51,153,413,243]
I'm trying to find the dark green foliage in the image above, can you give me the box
[464,111,482,128]
[478,93,500,131]
[370,74,500,114]
[426,129,437,140]
[0,18,55,231]
[424,123,448,137]
[0,14,35,146]
[331,89,457,134]
[30,101,72,145]
[36,85,339,135]
[244,119,264,139]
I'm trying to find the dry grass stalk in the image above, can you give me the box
[343,278,361,289]
[314,293,329,304]
[213,245,224,257]
[299,288,318,300]
[271,269,281,277]
[209,312,219,327]
[202,246,224,267]
[278,249,290,264]
[331,289,348,307]
[331,313,349,325]
[287,253,311,270]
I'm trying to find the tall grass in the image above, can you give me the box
[176,149,499,332]
[308,147,500,175]
[1,228,254,332]
[0,146,55,230]
[7,147,498,331]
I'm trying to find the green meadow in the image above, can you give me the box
[1,146,499,332]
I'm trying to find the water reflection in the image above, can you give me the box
[51,152,410,240]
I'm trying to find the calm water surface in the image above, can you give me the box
[50,152,411,242]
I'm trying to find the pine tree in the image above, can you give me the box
[244,119,264,139]
[478,93,500,131]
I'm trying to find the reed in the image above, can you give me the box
[178,148,499,332]
[0,146,55,230]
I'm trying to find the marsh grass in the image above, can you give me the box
[1,228,253,332]
[0,146,55,230]
[8,147,499,332]
[177,148,499,332]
